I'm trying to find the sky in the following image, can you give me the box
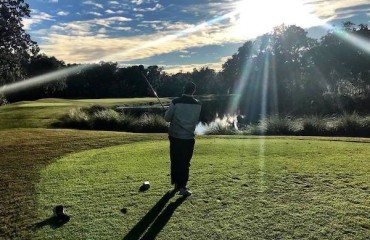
[24,0,370,73]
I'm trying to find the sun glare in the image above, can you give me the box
[231,0,324,38]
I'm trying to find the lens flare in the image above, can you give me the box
[227,2,370,126]
[0,65,92,96]
[324,24,370,55]
[226,40,263,115]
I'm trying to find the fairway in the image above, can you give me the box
[35,138,370,239]
[0,98,171,129]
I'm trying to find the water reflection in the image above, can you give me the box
[196,97,244,134]
[195,114,238,135]
[199,97,234,124]
[198,96,253,122]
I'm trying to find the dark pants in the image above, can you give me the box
[169,136,195,189]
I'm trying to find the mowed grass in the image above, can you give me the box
[0,98,170,129]
[35,138,370,240]
[0,129,166,239]
[1,98,370,239]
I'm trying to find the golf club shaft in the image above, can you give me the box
[141,73,166,110]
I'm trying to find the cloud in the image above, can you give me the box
[87,12,102,17]
[49,0,58,3]
[38,19,243,64]
[179,1,235,17]
[57,11,70,16]
[23,10,54,29]
[305,0,370,20]
[114,27,132,31]
[50,22,93,36]
[160,61,225,74]
[105,9,116,14]
[131,0,158,5]
[82,1,104,9]
[179,54,191,58]
[109,1,120,5]
[168,55,231,74]
[94,16,132,27]
[139,20,195,32]
[131,0,144,5]
[32,16,133,38]
[334,3,370,19]
[117,59,225,74]
[98,28,107,34]
[180,0,367,26]
[108,2,129,11]
[133,3,163,12]
[34,0,370,69]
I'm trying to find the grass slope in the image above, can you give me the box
[35,138,370,239]
[0,98,170,129]
[0,129,166,239]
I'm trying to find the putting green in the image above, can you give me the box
[35,138,370,239]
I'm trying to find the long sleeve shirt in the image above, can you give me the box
[164,94,201,139]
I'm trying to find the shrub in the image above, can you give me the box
[259,116,296,135]
[53,105,168,133]
[242,123,263,135]
[83,105,108,114]
[361,116,370,137]
[0,94,8,106]
[334,113,368,137]
[53,108,91,129]
[204,123,238,135]
[130,114,168,133]
[300,116,329,136]
[53,106,370,137]
[90,109,122,130]
[118,114,136,131]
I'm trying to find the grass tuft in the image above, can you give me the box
[130,113,169,133]
[90,109,122,131]
[0,94,8,106]
[55,107,91,129]
[54,105,169,133]
[259,116,296,135]
[300,116,329,136]
[333,112,369,137]
[204,123,238,135]
[242,113,370,137]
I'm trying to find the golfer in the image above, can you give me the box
[164,81,201,197]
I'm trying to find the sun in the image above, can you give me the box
[230,0,323,39]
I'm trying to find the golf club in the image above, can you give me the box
[141,73,166,110]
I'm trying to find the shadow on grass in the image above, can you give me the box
[32,215,70,230]
[123,190,187,240]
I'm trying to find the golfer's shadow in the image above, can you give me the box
[123,190,187,240]
[32,215,70,230]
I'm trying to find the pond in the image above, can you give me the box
[115,95,251,134]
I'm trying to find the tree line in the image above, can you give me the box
[1,1,370,116]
